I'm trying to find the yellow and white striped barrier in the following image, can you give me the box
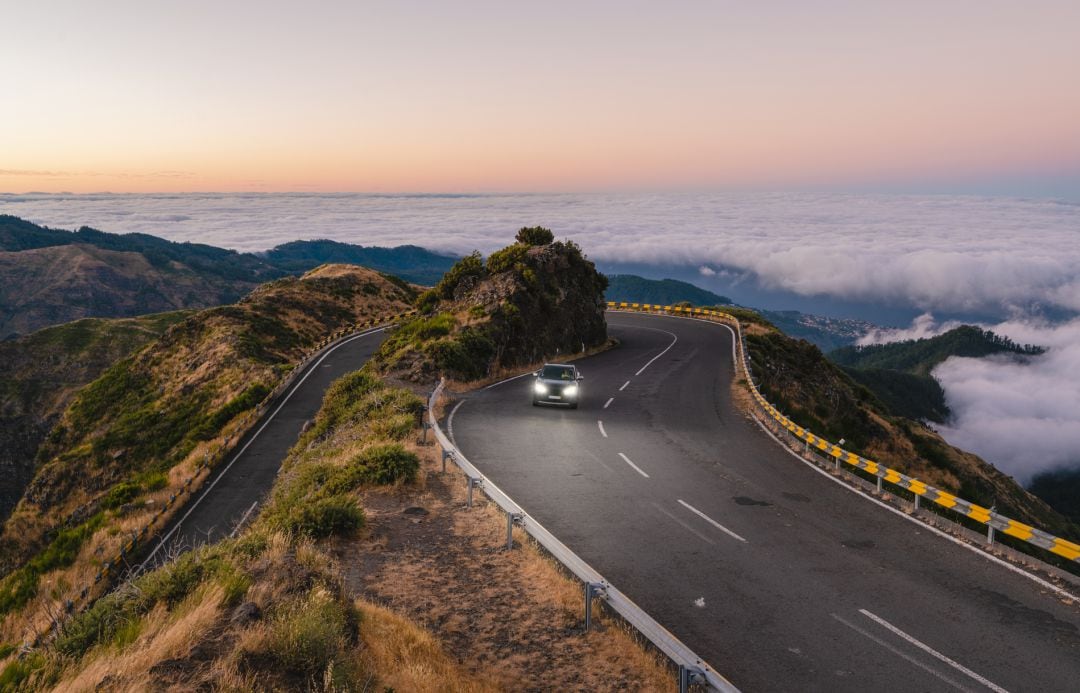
[606,301,1080,567]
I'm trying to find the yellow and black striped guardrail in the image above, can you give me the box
[27,308,417,649]
[606,301,1080,567]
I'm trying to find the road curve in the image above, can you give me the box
[139,328,388,570]
[450,311,1080,692]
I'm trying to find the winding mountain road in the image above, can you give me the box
[449,311,1080,692]
[138,327,388,570]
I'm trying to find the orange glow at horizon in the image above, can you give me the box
[2,1,1078,195]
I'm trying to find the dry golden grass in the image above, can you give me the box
[346,436,675,692]
[1,269,415,646]
[53,584,226,693]
[354,599,501,693]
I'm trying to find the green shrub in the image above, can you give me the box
[0,513,109,616]
[515,226,554,246]
[102,481,141,509]
[191,382,271,440]
[434,251,485,300]
[0,651,47,690]
[55,589,139,658]
[426,327,495,381]
[485,243,529,274]
[262,588,360,685]
[325,444,420,492]
[288,496,365,538]
[138,550,214,606]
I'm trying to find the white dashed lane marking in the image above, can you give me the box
[618,452,650,478]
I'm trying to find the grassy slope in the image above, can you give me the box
[0,243,260,338]
[0,312,193,522]
[0,265,413,644]
[0,371,442,691]
[738,310,1078,541]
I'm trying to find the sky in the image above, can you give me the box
[2,1,1079,195]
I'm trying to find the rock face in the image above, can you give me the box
[375,233,608,382]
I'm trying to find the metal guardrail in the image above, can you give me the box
[607,301,1080,568]
[24,309,417,650]
[427,380,739,693]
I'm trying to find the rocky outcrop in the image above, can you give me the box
[375,230,608,382]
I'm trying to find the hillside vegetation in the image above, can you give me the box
[604,274,731,307]
[375,227,609,382]
[740,312,1077,541]
[827,326,1044,423]
[0,266,413,645]
[829,325,1043,375]
[0,215,453,337]
[0,312,192,523]
[262,239,458,285]
[0,372,445,691]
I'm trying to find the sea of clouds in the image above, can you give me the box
[865,314,1080,483]
[3,191,1079,481]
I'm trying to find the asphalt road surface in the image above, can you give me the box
[449,311,1080,692]
[138,327,388,571]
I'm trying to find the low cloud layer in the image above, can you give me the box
[864,314,1080,482]
[3,192,1080,317]
[5,191,1080,482]
[856,312,965,345]
[933,317,1080,483]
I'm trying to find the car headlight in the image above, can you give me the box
[534,382,548,394]
[564,384,578,397]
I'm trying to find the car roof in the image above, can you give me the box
[543,363,575,368]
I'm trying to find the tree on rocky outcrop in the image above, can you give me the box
[515,226,555,246]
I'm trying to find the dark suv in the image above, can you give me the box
[532,363,583,408]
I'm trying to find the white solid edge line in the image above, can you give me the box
[635,329,678,376]
[598,420,608,438]
[860,609,1009,693]
[447,399,466,446]
[831,613,972,693]
[603,397,614,409]
[618,309,1080,602]
[483,370,535,389]
[139,327,385,571]
[677,499,747,543]
[618,452,650,478]
[619,380,630,391]
[652,503,716,546]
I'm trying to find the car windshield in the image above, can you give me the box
[541,365,575,380]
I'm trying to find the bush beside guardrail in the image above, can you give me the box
[607,301,1080,569]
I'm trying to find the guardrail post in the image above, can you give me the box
[506,512,523,549]
[914,494,920,511]
[466,476,481,508]
[441,448,452,473]
[987,523,995,546]
[418,421,430,445]
[677,664,705,692]
[583,582,604,631]
[877,475,883,493]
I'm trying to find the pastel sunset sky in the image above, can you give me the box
[3,0,1078,194]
